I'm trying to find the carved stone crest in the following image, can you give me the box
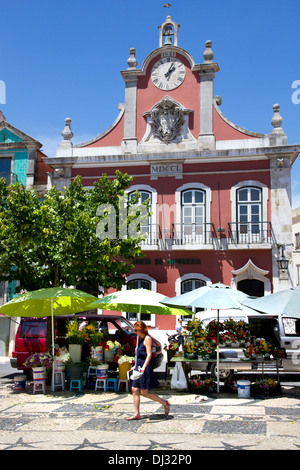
[147,97,185,144]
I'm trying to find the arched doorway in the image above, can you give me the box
[237,279,264,297]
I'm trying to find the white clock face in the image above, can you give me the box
[151,57,186,90]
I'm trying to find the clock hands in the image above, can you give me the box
[165,63,176,79]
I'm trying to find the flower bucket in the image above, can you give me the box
[237,380,251,398]
[32,367,46,382]
[67,363,84,380]
[104,350,114,362]
[92,346,103,362]
[54,358,65,372]
[96,364,109,379]
[119,362,132,380]
[68,344,82,363]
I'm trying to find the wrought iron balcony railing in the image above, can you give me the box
[139,224,161,246]
[228,221,274,245]
[172,223,218,247]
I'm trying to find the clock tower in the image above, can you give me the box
[121,15,219,154]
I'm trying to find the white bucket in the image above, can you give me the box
[32,367,46,381]
[237,380,251,398]
[96,364,109,379]
[13,374,26,391]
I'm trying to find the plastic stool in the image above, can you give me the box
[33,380,46,394]
[70,379,82,392]
[118,379,130,392]
[106,378,118,392]
[95,378,107,391]
[87,366,97,377]
[51,371,65,391]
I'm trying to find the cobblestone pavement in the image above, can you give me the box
[0,370,300,452]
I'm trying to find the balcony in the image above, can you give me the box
[228,221,274,246]
[172,223,219,248]
[139,224,161,247]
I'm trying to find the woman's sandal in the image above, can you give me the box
[126,414,141,421]
[164,400,170,417]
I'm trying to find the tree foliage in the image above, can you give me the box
[0,172,146,295]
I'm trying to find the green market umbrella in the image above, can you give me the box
[87,288,192,362]
[160,283,253,392]
[0,287,97,389]
[87,288,192,317]
[241,286,300,317]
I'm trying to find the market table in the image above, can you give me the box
[170,355,281,383]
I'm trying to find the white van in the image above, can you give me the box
[186,311,300,378]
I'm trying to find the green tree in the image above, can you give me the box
[0,172,147,348]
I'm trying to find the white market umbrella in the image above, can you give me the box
[161,283,253,392]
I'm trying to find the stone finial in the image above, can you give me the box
[127,48,138,69]
[61,117,73,141]
[0,110,6,121]
[271,104,284,134]
[203,40,214,63]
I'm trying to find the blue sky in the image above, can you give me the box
[1,0,300,206]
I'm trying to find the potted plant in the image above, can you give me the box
[66,318,87,363]
[24,352,52,382]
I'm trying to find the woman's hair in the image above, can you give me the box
[134,320,149,336]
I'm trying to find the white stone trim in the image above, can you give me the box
[175,272,212,296]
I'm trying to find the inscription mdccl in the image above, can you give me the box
[151,163,182,176]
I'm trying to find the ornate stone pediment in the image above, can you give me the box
[142,96,193,145]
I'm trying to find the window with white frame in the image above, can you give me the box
[181,189,206,243]
[236,186,262,242]
[127,185,157,245]
[174,183,211,245]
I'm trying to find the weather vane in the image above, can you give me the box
[163,3,171,7]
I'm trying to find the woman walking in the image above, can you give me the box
[127,320,170,420]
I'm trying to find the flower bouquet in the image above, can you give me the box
[198,341,216,359]
[118,355,135,380]
[257,339,274,359]
[87,355,103,366]
[103,340,122,362]
[243,343,259,360]
[251,378,281,396]
[188,375,217,393]
[221,331,235,346]
[24,352,52,369]
[117,355,135,365]
[186,319,204,334]
[85,322,104,348]
[183,340,198,359]
[66,318,87,345]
